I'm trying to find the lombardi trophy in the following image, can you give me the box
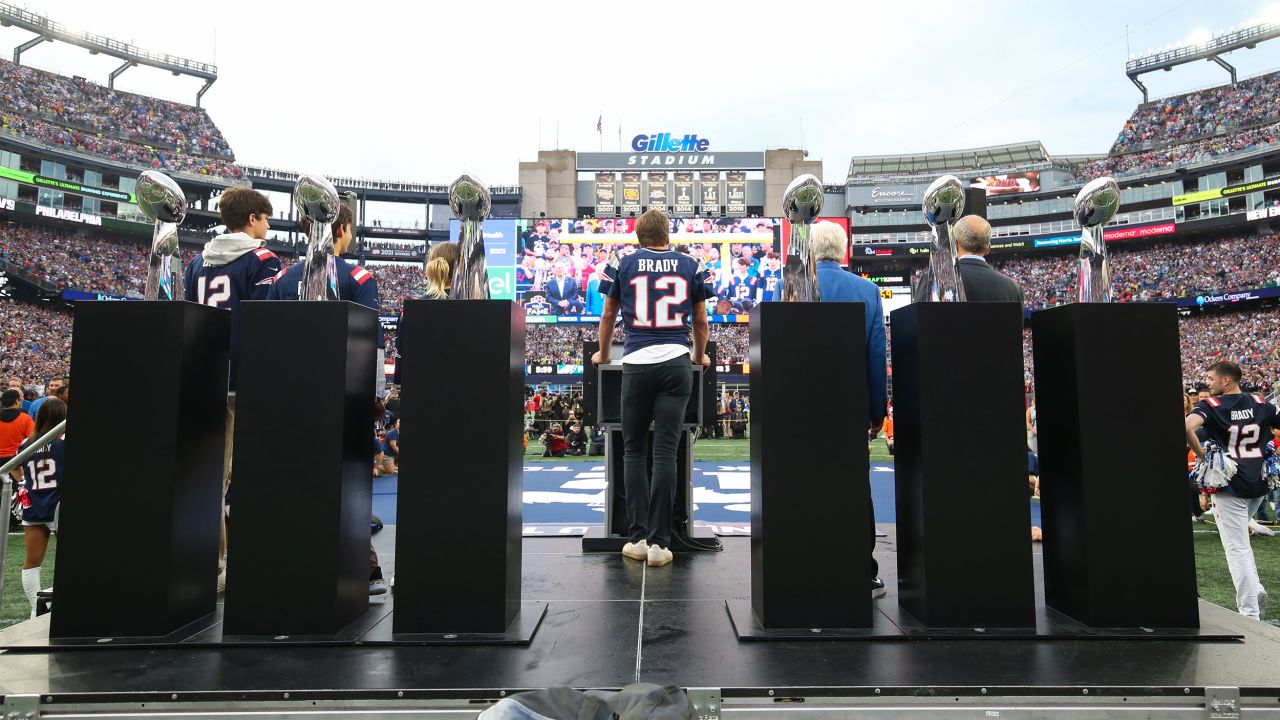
[922,175,966,303]
[294,174,342,301]
[779,173,824,302]
[137,170,187,301]
[448,174,492,300]
[1075,176,1120,303]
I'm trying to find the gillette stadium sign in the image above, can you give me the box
[578,134,763,170]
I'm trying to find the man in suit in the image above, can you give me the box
[546,262,584,315]
[911,216,1023,303]
[811,220,890,599]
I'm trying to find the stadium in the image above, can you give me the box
[1,0,1280,717]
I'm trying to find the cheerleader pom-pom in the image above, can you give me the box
[1193,441,1238,491]
[1263,452,1280,491]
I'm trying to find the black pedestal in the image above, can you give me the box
[890,302,1035,629]
[749,302,871,629]
[393,300,524,635]
[222,301,378,636]
[1031,303,1198,628]
[51,302,229,639]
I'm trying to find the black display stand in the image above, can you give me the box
[52,302,229,640]
[393,300,534,637]
[580,340,716,553]
[749,302,871,629]
[222,301,378,636]
[890,302,1035,629]
[1031,303,1199,628]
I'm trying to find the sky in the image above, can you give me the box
[5,0,1280,193]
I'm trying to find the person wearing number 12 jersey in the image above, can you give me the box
[183,187,281,592]
[592,209,714,567]
[1186,360,1280,620]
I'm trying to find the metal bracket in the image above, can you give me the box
[687,687,721,720]
[1205,686,1240,720]
[2,694,41,719]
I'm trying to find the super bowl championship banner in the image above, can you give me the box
[594,173,616,216]
[726,171,746,215]
[700,172,720,215]
[647,172,668,212]
[620,172,642,216]
[672,172,695,216]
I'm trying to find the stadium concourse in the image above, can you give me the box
[4,5,1280,717]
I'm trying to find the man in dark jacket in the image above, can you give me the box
[911,215,1023,303]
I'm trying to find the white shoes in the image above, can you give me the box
[622,540,648,561]
[647,544,673,567]
[1248,520,1276,537]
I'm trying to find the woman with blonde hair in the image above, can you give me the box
[423,242,461,299]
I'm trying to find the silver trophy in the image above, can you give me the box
[779,174,824,302]
[136,171,187,301]
[1075,176,1120,303]
[448,174,492,300]
[922,175,967,303]
[294,173,342,301]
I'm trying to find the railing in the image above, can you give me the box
[240,165,521,195]
[0,420,67,606]
[0,258,59,292]
[0,105,236,163]
[0,3,216,79]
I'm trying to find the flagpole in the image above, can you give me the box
[618,120,622,152]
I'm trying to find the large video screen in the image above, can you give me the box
[970,172,1039,196]
[454,216,787,322]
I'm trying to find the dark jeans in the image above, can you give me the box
[621,355,693,548]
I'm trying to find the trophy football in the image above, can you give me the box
[136,171,187,301]
[1075,176,1120,303]
[295,173,342,301]
[779,173,824,302]
[922,174,966,303]
[449,174,492,300]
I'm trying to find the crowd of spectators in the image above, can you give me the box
[1177,306,1280,394]
[993,232,1280,309]
[0,58,240,177]
[1,299,72,385]
[1108,72,1280,156]
[1079,122,1280,180]
[0,226,200,296]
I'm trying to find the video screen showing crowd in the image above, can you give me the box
[514,217,783,318]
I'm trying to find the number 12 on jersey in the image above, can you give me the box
[630,275,689,328]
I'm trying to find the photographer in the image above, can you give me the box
[566,423,588,456]
[541,423,567,458]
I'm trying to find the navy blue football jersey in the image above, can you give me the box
[600,247,714,355]
[728,274,759,304]
[1192,393,1280,498]
[17,434,63,524]
[184,245,282,390]
[265,259,383,348]
[759,267,783,302]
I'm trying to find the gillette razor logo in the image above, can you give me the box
[632,134,710,153]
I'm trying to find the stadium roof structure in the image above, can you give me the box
[0,1,217,106]
[847,141,1051,180]
[1126,21,1280,103]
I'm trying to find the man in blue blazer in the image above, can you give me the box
[546,262,584,315]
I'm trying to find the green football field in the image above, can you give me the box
[1,440,1274,627]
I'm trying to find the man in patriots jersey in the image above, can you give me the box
[727,258,760,309]
[1186,361,1280,620]
[10,397,66,617]
[592,209,713,568]
[183,187,281,592]
[758,252,783,302]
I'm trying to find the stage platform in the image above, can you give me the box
[0,534,1278,719]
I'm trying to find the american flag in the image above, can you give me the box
[596,114,602,134]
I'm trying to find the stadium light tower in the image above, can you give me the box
[1125,17,1280,102]
[0,1,217,106]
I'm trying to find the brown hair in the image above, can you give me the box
[33,397,66,438]
[635,209,670,248]
[299,203,354,241]
[425,242,462,299]
[1208,361,1243,383]
[218,188,273,231]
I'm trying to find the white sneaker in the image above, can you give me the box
[647,544,673,567]
[1249,520,1276,537]
[622,540,648,561]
